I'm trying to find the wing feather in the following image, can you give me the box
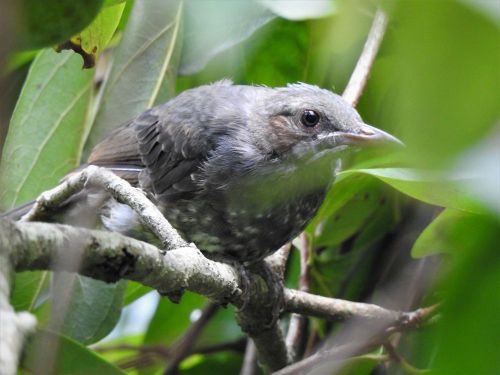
[88,108,212,201]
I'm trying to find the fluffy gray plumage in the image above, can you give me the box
[5,80,401,262]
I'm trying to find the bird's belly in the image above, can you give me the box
[162,191,325,262]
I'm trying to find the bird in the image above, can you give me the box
[4,80,402,263]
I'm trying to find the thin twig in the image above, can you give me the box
[265,242,292,280]
[20,165,188,250]
[273,305,438,375]
[163,302,219,375]
[285,233,310,361]
[240,339,259,375]
[342,9,388,107]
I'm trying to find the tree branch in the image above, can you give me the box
[3,219,435,328]
[2,204,439,373]
[273,304,437,375]
[342,9,388,107]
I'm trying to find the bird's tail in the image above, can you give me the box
[1,200,36,220]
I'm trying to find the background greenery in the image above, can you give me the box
[1,0,498,374]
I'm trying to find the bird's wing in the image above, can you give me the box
[85,120,143,184]
[87,109,212,201]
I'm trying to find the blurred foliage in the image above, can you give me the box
[17,0,104,49]
[1,0,499,374]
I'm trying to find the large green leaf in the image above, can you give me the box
[178,0,274,75]
[21,329,125,374]
[384,1,499,166]
[10,271,50,311]
[0,49,93,209]
[19,0,104,49]
[53,274,126,345]
[84,0,183,155]
[338,168,483,213]
[430,215,500,375]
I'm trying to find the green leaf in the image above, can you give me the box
[19,0,104,49]
[337,354,383,375]
[0,49,93,209]
[197,306,241,347]
[243,18,310,87]
[78,1,126,61]
[412,208,498,258]
[143,292,206,345]
[338,168,483,213]
[179,352,243,374]
[313,181,384,247]
[83,0,183,155]
[10,271,50,311]
[431,214,500,374]
[311,175,378,225]
[21,329,125,374]
[123,281,152,306]
[385,1,499,166]
[309,188,400,299]
[53,275,126,345]
[179,0,275,75]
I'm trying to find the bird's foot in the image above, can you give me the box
[247,260,284,329]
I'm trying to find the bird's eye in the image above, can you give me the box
[300,110,320,127]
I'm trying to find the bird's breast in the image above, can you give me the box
[160,189,326,262]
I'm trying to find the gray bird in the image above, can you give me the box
[5,80,402,263]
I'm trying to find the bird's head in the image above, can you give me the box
[247,83,403,162]
[217,83,404,208]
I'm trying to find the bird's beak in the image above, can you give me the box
[339,123,405,148]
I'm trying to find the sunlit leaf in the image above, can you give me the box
[338,168,483,213]
[66,1,126,68]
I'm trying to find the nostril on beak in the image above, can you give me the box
[360,127,375,136]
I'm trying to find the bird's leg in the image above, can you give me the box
[247,260,284,329]
[200,253,284,331]
[240,260,284,329]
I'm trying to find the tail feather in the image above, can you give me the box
[1,200,36,220]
